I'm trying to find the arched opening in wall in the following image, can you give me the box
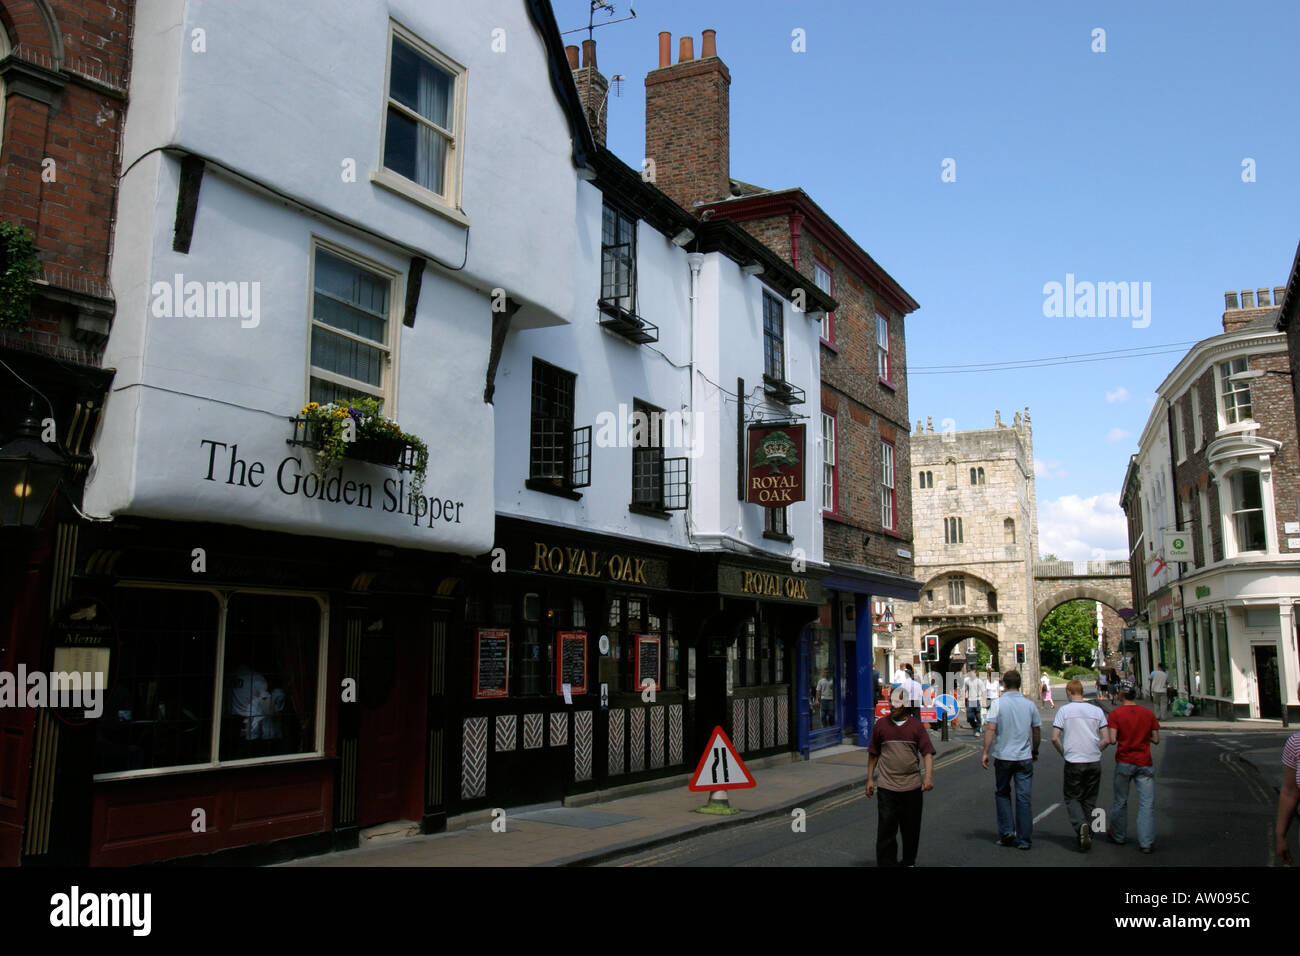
[1004,517,1015,544]
[1036,598,1132,699]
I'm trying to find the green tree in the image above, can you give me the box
[1038,600,1096,668]
[1039,552,1060,562]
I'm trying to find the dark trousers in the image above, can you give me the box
[1062,761,1101,830]
[877,786,924,866]
[966,704,981,731]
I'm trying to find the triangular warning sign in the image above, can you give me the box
[688,726,756,792]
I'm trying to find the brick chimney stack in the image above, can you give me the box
[1223,285,1281,333]
[645,28,731,210]
[569,39,610,147]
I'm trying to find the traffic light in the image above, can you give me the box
[1015,642,1026,665]
[923,634,938,660]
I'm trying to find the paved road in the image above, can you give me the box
[604,704,1291,868]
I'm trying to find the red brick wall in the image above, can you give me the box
[644,55,730,210]
[0,0,132,358]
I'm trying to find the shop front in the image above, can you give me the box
[452,520,824,812]
[16,516,464,866]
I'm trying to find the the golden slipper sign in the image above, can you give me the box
[746,423,806,506]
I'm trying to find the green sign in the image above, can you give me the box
[1195,585,1210,598]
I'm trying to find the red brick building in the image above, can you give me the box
[640,29,921,749]
[0,0,133,865]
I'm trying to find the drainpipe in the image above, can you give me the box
[686,252,705,549]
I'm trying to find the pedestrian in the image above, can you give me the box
[1040,672,1054,709]
[903,664,923,721]
[1051,679,1109,851]
[1148,661,1170,720]
[1107,680,1159,853]
[866,689,935,867]
[892,662,909,685]
[1097,668,1108,702]
[984,671,1001,729]
[965,669,985,736]
[1109,668,1121,704]
[815,668,835,729]
[1276,681,1300,865]
[981,669,1041,850]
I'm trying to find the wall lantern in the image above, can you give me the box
[0,398,67,528]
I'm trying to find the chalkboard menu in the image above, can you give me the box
[474,628,510,699]
[556,631,587,695]
[635,635,660,692]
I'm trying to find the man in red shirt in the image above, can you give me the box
[1106,680,1159,853]
[866,694,936,867]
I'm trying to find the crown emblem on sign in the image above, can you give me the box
[754,430,799,472]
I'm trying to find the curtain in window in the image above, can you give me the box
[415,60,450,193]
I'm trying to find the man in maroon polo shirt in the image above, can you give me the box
[1107,679,1160,853]
[866,692,936,867]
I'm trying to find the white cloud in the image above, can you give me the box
[1105,386,1130,403]
[1038,492,1129,562]
[1106,427,1131,442]
[1034,458,1067,478]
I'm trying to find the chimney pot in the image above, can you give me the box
[679,36,694,62]
[1241,289,1255,308]
[702,29,717,58]
[581,38,597,71]
[1258,287,1271,307]
[658,32,671,68]
[1225,291,1239,310]
[1275,286,1287,306]
[565,44,579,69]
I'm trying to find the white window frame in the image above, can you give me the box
[880,439,895,530]
[876,313,891,383]
[1172,399,1186,463]
[93,583,330,782]
[1222,468,1269,556]
[1216,358,1254,429]
[305,238,403,414]
[1199,485,1212,564]
[813,260,833,343]
[372,20,469,225]
[1191,385,1203,449]
[821,411,837,512]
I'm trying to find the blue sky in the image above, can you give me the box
[554,0,1300,559]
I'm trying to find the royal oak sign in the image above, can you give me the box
[746,424,806,507]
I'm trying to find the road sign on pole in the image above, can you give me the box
[688,726,756,792]
[935,694,958,721]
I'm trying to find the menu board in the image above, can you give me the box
[635,635,660,693]
[556,631,587,696]
[474,628,510,699]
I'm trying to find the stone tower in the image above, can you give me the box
[895,410,1041,682]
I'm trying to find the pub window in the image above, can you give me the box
[631,398,665,510]
[519,592,545,696]
[308,244,397,408]
[666,612,678,689]
[744,620,756,686]
[765,505,789,538]
[763,291,785,382]
[96,588,325,777]
[380,23,465,206]
[220,594,321,762]
[530,358,577,486]
[600,202,637,315]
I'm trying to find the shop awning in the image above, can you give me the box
[821,563,922,601]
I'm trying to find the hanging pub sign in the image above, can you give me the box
[746,423,806,507]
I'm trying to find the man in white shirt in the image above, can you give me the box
[1148,663,1170,720]
[964,670,986,735]
[982,672,999,728]
[1051,679,1110,851]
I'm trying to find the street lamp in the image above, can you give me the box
[0,398,67,527]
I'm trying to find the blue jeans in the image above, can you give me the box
[1110,762,1155,848]
[967,705,981,731]
[994,758,1034,846]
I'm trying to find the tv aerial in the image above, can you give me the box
[562,1,638,44]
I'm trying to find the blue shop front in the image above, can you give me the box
[797,565,922,754]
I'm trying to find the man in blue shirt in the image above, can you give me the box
[980,669,1041,849]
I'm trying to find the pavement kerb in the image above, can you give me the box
[551,740,973,868]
